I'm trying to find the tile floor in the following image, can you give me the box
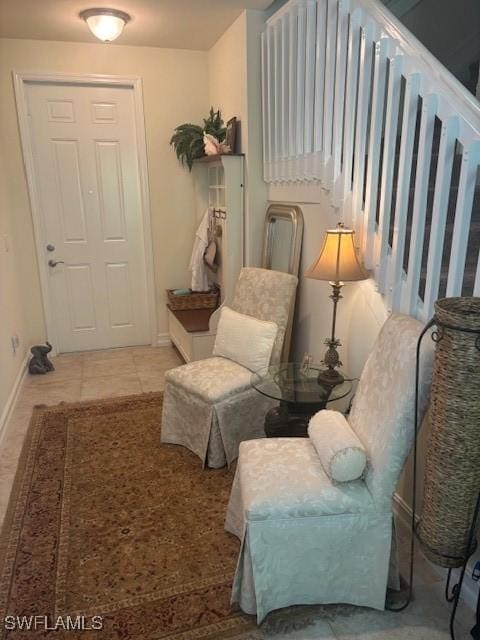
[0,344,477,639]
[0,345,182,524]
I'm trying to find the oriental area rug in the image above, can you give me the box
[0,393,261,640]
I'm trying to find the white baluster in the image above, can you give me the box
[404,93,438,315]
[273,20,282,183]
[388,72,421,312]
[446,141,480,296]
[295,3,307,182]
[362,37,392,267]
[288,7,298,182]
[304,0,317,179]
[261,32,269,182]
[351,22,374,237]
[340,7,362,216]
[279,14,289,182]
[422,115,460,317]
[313,0,327,180]
[474,248,480,296]
[330,0,350,193]
[267,25,276,182]
[376,54,404,292]
[322,0,338,182]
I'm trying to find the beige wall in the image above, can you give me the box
[0,146,30,424]
[208,13,247,153]
[244,11,269,267]
[268,182,429,515]
[0,37,209,424]
[208,10,268,266]
[267,184,387,375]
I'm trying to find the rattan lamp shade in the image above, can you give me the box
[305,227,368,283]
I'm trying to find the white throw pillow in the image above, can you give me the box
[213,306,278,372]
[308,410,367,482]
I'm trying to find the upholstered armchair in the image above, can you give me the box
[161,267,298,468]
[225,314,434,622]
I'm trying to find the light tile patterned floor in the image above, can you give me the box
[0,345,182,526]
[0,345,476,639]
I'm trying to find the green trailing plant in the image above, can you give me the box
[170,108,226,170]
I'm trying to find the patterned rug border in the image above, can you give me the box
[0,391,263,640]
[0,392,164,619]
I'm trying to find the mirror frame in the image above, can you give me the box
[262,204,304,275]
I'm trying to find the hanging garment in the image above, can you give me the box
[204,238,218,272]
[189,209,210,292]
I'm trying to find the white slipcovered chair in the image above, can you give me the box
[225,314,434,622]
[161,267,298,468]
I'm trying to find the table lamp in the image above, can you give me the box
[305,222,368,386]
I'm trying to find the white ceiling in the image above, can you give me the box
[0,0,273,50]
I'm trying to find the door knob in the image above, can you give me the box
[48,259,65,267]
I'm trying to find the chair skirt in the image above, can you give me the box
[225,439,395,622]
[161,381,278,468]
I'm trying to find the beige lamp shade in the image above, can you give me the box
[305,226,368,282]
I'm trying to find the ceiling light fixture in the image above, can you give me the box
[80,8,131,43]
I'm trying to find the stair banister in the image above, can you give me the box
[352,0,480,131]
[404,93,438,315]
[263,0,480,321]
[376,53,403,293]
[446,141,480,297]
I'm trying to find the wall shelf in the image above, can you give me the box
[167,154,245,362]
[193,153,244,164]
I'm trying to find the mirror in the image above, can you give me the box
[262,204,304,361]
[262,204,303,276]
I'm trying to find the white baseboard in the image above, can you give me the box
[393,492,420,527]
[156,333,172,348]
[0,352,29,447]
[393,492,479,613]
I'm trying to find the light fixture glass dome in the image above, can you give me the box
[80,8,130,43]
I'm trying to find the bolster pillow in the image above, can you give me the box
[308,410,367,482]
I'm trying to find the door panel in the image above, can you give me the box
[26,82,151,352]
[53,139,88,242]
[65,265,97,331]
[47,99,75,123]
[105,262,133,327]
[91,102,117,123]
[95,141,126,241]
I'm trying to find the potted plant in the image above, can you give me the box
[170,108,226,170]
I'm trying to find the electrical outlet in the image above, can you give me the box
[11,334,20,354]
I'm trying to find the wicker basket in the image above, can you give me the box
[417,297,480,568]
[167,287,219,311]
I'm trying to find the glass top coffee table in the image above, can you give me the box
[251,362,353,438]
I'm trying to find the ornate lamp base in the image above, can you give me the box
[317,367,344,387]
[318,282,345,387]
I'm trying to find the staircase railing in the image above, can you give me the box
[262,0,480,321]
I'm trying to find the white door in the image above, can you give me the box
[25,81,151,353]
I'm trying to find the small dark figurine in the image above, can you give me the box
[29,342,55,375]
